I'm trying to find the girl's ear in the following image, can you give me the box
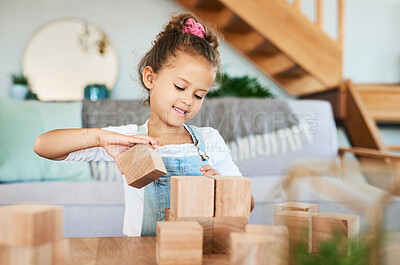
[143,66,156,89]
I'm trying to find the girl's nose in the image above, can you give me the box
[181,94,193,106]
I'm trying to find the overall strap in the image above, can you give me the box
[185,124,209,161]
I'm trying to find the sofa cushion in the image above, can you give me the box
[0,98,91,182]
[231,99,338,176]
[0,181,125,237]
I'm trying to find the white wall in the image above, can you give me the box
[0,0,399,100]
[0,0,289,100]
[299,0,400,83]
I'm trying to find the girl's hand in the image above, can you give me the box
[98,131,160,172]
[200,165,220,176]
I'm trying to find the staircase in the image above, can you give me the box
[174,0,344,96]
[174,0,400,153]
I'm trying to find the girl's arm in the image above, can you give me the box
[33,128,159,161]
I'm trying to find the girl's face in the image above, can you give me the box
[143,51,217,129]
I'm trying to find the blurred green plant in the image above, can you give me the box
[293,230,385,265]
[207,71,274,98]
[10,72,38,100]
[10,72,29,85]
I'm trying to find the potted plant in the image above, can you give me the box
[10,72,29,99]
[10,72,38,100]
[206,71,274,98]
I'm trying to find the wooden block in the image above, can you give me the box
[0,204,63,247]
[207,176,251,217]
[274,211,316,253]
[213,216,249,254]
[156,221,203,265]
[170,176,214,218]
[165,208,213,254]
[312,213,359,256]
[274,202,319,214]
[230,232,289,265]
[117,144,167,188]
[164,208,172,221]
[53,238,70,265]
[246,224,289,245]
[0,243,52,265]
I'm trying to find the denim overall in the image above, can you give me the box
[137,123,210,236]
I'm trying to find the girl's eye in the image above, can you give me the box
[174,84,184,91]
[175,84,203,100]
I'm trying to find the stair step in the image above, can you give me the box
[354,84,400,123]
[219,0,342,93]
[249,42,296,75]
[189,6,234,31]
[176,0,199,8]
[223,15,252,32]
[224,30,265,54]
[195,0,224,9]
[273,67,325,96]
[344,80,386,150]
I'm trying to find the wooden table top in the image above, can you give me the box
[69,236,229,265]
[69,234,400,265]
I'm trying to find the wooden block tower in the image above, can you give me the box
[0,204,70,265]
[164,175,252,256]
[209,176,251,254]
[117,143,167,188]
[273,202,360,257]
[166,176,214,254]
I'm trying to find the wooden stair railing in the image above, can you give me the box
[174,0,344,96]
[174,0,399,162]
[343,79,386,150]
[354,84,400,123]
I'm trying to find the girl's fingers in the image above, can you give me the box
[201,170,217,177]
[129,135,160,145]
[128,137,157,145]
[133,134,160,142]
[200,165,212,172]
[200,166,219,176]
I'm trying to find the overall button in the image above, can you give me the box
[157,178,170,184]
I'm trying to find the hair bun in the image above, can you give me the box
[154,13,220,50]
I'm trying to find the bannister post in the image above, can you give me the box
[316,0,323,27]
[338,0,344,48]
[294,0,301,10]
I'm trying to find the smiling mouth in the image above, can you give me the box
[173,106,187,116]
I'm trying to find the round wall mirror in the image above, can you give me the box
[23,18,119,101]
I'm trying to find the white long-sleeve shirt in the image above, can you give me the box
[61,119,242,236]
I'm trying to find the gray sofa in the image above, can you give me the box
[1,98,397,237]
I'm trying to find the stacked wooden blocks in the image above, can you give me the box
[209,176,251,254]
[166,176,214,254]
[230,224,289,265]
[0,204,70,265]
[273,202,360,256]
[117,143,167,188]
[161,175,252,262]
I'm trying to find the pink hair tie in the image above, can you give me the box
[182,18,206,39]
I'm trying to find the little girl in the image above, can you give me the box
[34,13,254,236]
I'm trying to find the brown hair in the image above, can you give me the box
[138,12,222,106]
